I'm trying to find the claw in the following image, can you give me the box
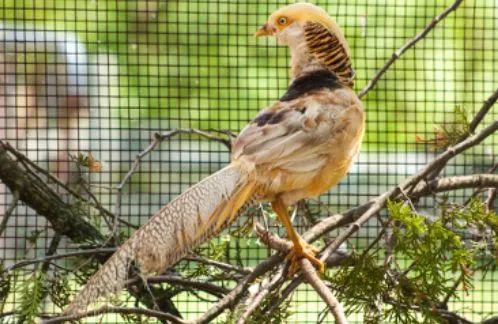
[285,239,325,275]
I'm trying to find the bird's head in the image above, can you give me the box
[255,3,354,84]
[255,3,340,45]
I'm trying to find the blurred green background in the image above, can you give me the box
[2,0,497,151]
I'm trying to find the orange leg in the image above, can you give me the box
[272,198,324,274]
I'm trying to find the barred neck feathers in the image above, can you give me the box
[288,22,355,88]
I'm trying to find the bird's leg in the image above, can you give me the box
[272,198,324,275]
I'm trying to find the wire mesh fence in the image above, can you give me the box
[0,0,497,322]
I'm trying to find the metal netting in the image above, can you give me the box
[0,0,497,322]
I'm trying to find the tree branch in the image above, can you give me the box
[300,259,347,324]
[191,255,284,324]
[2,248,117,274]
[0,141,105,243]
[265,129,498,319]
[236,268,287,324]
[0,190,19,237]
[0,141,185,320]
[358,0,464,98]
[125,275,229,299]
[185,255,253,275]
[41,306,187,324]
[469,87,498,133]
[411,174,498,197]
[113,129,232,243]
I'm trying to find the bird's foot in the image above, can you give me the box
[285,239,325,275]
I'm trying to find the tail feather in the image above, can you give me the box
[65,163,256,314]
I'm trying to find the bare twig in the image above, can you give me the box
[264,277,302,316]
[464,160,498,206]
[0,190,19,237]
[191,255,284,324]
[125,275,229,298]
[358,0,464,98]
[2,248,117,274]
[441,272,465,307]
[237,268,287,324]
[361,227,386,258]
[112,129,231,243]
[485,188,496,212]
[469,87,498,133]
[254,222,292,252]
[0,312,15,319]
[300,259,347,324]
[185,255,253,275]
[41,305,187,324]
[41,234,62,272]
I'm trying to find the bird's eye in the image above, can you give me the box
[278,17,287,25]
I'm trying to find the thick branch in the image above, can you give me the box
[0,141,104,243]
[412,174,498,197]
[0,141,184,320]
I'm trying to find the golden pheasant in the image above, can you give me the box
[66,3,364,313]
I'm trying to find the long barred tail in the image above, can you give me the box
[65,163,256,314]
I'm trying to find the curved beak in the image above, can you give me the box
[254,23,275,37]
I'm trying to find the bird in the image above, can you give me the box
[65,2,364,314]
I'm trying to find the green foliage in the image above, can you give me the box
[0,266,11,314]
[439,105,471,145]
[416,105,471,150]
[47,271,72,309]
[325,252,389,318]
[17,271,47,323]
[325,198,497,323]
[26,229,44,245]
[386,200,474,321]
